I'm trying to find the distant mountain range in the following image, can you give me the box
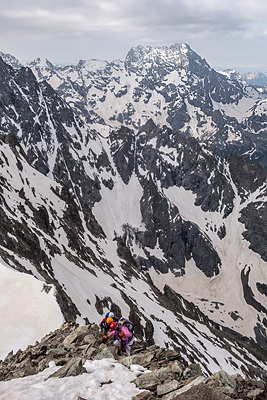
[1,45,267,168]
[0,45,267,378]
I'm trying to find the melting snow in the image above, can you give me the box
[0,359,145,400]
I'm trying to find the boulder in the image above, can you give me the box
[169,382,232,400]
[212,370,236,388]
[119,351,155,368]
[63,332,78,345]
[132,391,157,399]
[47,357,86,379]
[157,380,180,396]
[169,360,183,376]
[162,376,206,399]
[134,372,161,391]
[247,388,265,399]
[93,347,114,360]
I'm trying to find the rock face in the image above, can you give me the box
[0,56,101,207]
[0,322,266,400]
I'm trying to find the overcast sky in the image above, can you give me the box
[0,0,267,73]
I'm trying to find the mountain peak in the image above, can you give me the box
[124,42,210,76]
[29,57,56,70]
[0,51,22,69]
[242,70,267,87]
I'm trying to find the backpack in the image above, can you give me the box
[120,318,134,334]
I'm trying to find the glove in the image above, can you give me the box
[119,332,125,338]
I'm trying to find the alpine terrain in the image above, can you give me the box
[4,44,267,168]
[0,44,267,388]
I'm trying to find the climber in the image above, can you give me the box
[105,311,115,319]
[104,311,119,322]
[99,316,114,333]
[99,310,119,331]
[103,319,134,356]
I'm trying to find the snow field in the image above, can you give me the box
[0,359,146,400]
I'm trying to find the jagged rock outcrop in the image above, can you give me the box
[0,323,266,400]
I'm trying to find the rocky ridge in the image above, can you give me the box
[0,322,266,400]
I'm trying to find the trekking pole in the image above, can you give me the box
[118,337,122,356]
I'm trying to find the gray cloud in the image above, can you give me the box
[0,0,266,69]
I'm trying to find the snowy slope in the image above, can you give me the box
[157,182,267,339]
[0,259,63,361]
[0,133,266,378]
[89,123,267,349]
[0,359,144,400]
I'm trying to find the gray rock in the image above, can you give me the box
[216,385,237,397]
[83,334,96,344]
[169,361,183,376]
[85,346,99,359]
[63,332,78,345]
[213,370,236,388]
[156,367,173,382]
[183,368,192,379]
[47,357,86,379]
[134,373,161,391]
[119,352,155,368]
[93,347,114,360]
[162,376,206,399]
[246,388,265,399]
[132,391,157,399]
[167,382,232,400]
[46,348,67,358]
[157,380,180,396]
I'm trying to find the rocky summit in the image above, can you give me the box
[0,322,267,400]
